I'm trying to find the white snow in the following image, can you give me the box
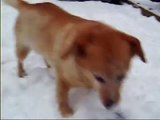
[133,0,160,12]
[1,0,160,119]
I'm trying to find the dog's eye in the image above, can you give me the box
[117,74,125,82]
[94,75,106,83]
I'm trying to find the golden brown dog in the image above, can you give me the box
[5,0,146,117]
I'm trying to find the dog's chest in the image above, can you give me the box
[60,56,91,87]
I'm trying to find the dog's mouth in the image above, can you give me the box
[93,73,121,111]
[104,99,115,109]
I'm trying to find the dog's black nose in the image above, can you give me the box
[105,99,114,108]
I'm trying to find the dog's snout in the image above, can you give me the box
[105,99,114,108]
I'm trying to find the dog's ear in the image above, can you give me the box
[127,36,146,63]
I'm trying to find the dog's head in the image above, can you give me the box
[61,22,146,109]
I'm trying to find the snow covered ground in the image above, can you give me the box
[1,0,160,119]
[134,0,160,12]
[131,0,160,16]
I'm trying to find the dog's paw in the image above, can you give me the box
[18,70,27,78]
[60,106,73,117]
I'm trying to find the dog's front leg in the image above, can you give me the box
[57,80,73,117]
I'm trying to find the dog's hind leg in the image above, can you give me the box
[16,41,30,78]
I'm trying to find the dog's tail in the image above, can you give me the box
[4,0,28,9]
